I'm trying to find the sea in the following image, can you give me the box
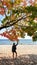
[0,39,37,45]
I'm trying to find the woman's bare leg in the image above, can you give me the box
[13,52,14,59]
[15,51,17,58]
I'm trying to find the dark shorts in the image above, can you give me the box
[12,49,16,52]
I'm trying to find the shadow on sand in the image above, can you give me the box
[0,54,37,65]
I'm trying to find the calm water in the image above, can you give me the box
[0,39,37,45]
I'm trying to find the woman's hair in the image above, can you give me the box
[13,43,15,45]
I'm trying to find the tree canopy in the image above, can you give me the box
[0,0,37,41]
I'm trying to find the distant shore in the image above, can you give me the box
[0,39,37,45]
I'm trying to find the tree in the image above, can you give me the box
[0,0,37,41]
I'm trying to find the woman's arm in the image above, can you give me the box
[16,40,19,46]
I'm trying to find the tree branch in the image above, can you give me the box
[0,15,32,30]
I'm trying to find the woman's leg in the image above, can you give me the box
[15,51,17,58]
[13,52,14,59]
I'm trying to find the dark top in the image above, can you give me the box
[12,45,16,52]
[12,41,18,52]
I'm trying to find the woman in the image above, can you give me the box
[12,40,19,59]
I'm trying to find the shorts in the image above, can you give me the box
[12,49,16,52]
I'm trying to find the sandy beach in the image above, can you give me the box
[0,45,37,57]
[0,45,37,65]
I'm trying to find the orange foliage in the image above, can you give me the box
[1,0,12,9]
[0,7,5,15]
[35,18,37,21]
[2,1,7,5]
[22,0,27,6]
[11,15,16,20]
[29,0,35,6]
[0,29,18,41]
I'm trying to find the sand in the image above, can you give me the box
[0,45,37,65]
[0,45,37,58]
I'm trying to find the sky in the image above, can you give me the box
[0,15,5,21]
